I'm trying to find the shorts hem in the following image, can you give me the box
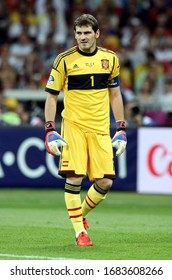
[58,170,85,178]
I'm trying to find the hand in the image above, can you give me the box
[112,120,127,157]
[45,131,67,156]
[45,121,67,156]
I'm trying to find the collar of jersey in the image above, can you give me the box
[77,46,98,56]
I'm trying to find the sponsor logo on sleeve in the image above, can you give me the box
[47,75,55,85]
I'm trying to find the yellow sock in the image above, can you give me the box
[82,183,108,217]
[65,182,85,233]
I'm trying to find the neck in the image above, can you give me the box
[77,46,98,56]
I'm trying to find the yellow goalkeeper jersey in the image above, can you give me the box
[45,46,120,134]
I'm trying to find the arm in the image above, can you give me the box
[44,93,67,156]
[109,86,127,156]
[44,92,58,122]
[109,86,125,121]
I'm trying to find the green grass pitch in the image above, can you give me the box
[0,188,172,260]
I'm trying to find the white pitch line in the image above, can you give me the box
[0,254,78,260]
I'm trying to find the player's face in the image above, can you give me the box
[75,25,100,53]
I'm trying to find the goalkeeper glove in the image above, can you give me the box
[112,120,127,157]
[45,121,67,156]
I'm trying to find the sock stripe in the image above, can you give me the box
[65,189,80,194]
[94,182,108,195]
[85,196,96,209]
[65,183,81,194]
[68,206,82,211]
[65,182,81,187]
[70,213,82,219]
[65,185,81,190]
[87,195,97,206]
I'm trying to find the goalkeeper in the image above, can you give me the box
[44,14,127,246]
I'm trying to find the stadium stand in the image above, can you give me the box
[0,0,172,127]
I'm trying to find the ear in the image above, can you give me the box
[96,29,100,39]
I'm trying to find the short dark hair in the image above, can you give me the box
[73,14,99,33]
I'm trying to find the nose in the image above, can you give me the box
[80,33,86,40]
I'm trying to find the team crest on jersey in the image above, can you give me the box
[47,75,54,85]
[101,59,109,70]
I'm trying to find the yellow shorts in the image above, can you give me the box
[58,120,115,181]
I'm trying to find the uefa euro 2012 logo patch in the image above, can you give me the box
[47,75,55,85]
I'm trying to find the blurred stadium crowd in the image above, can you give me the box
[0,0,172,127]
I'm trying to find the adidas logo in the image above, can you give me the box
[73,64,79,69]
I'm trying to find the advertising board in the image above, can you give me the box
[0,127,137,191]
[138,127,172,194]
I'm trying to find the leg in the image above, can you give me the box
[82,132,114,223]
[59,121,87,230]
[96,178,113,191]
[82,178,113,217]
[65,175,93,246]
[65,175,84,233]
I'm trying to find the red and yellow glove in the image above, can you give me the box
[45,121,67,156]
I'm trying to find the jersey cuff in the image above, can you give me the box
[45,88,60,95]
[108,76,120,88]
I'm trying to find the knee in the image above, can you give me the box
[96,178,113,191]
[66,176,83,186]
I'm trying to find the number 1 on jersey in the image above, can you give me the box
[90,75,94,87]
